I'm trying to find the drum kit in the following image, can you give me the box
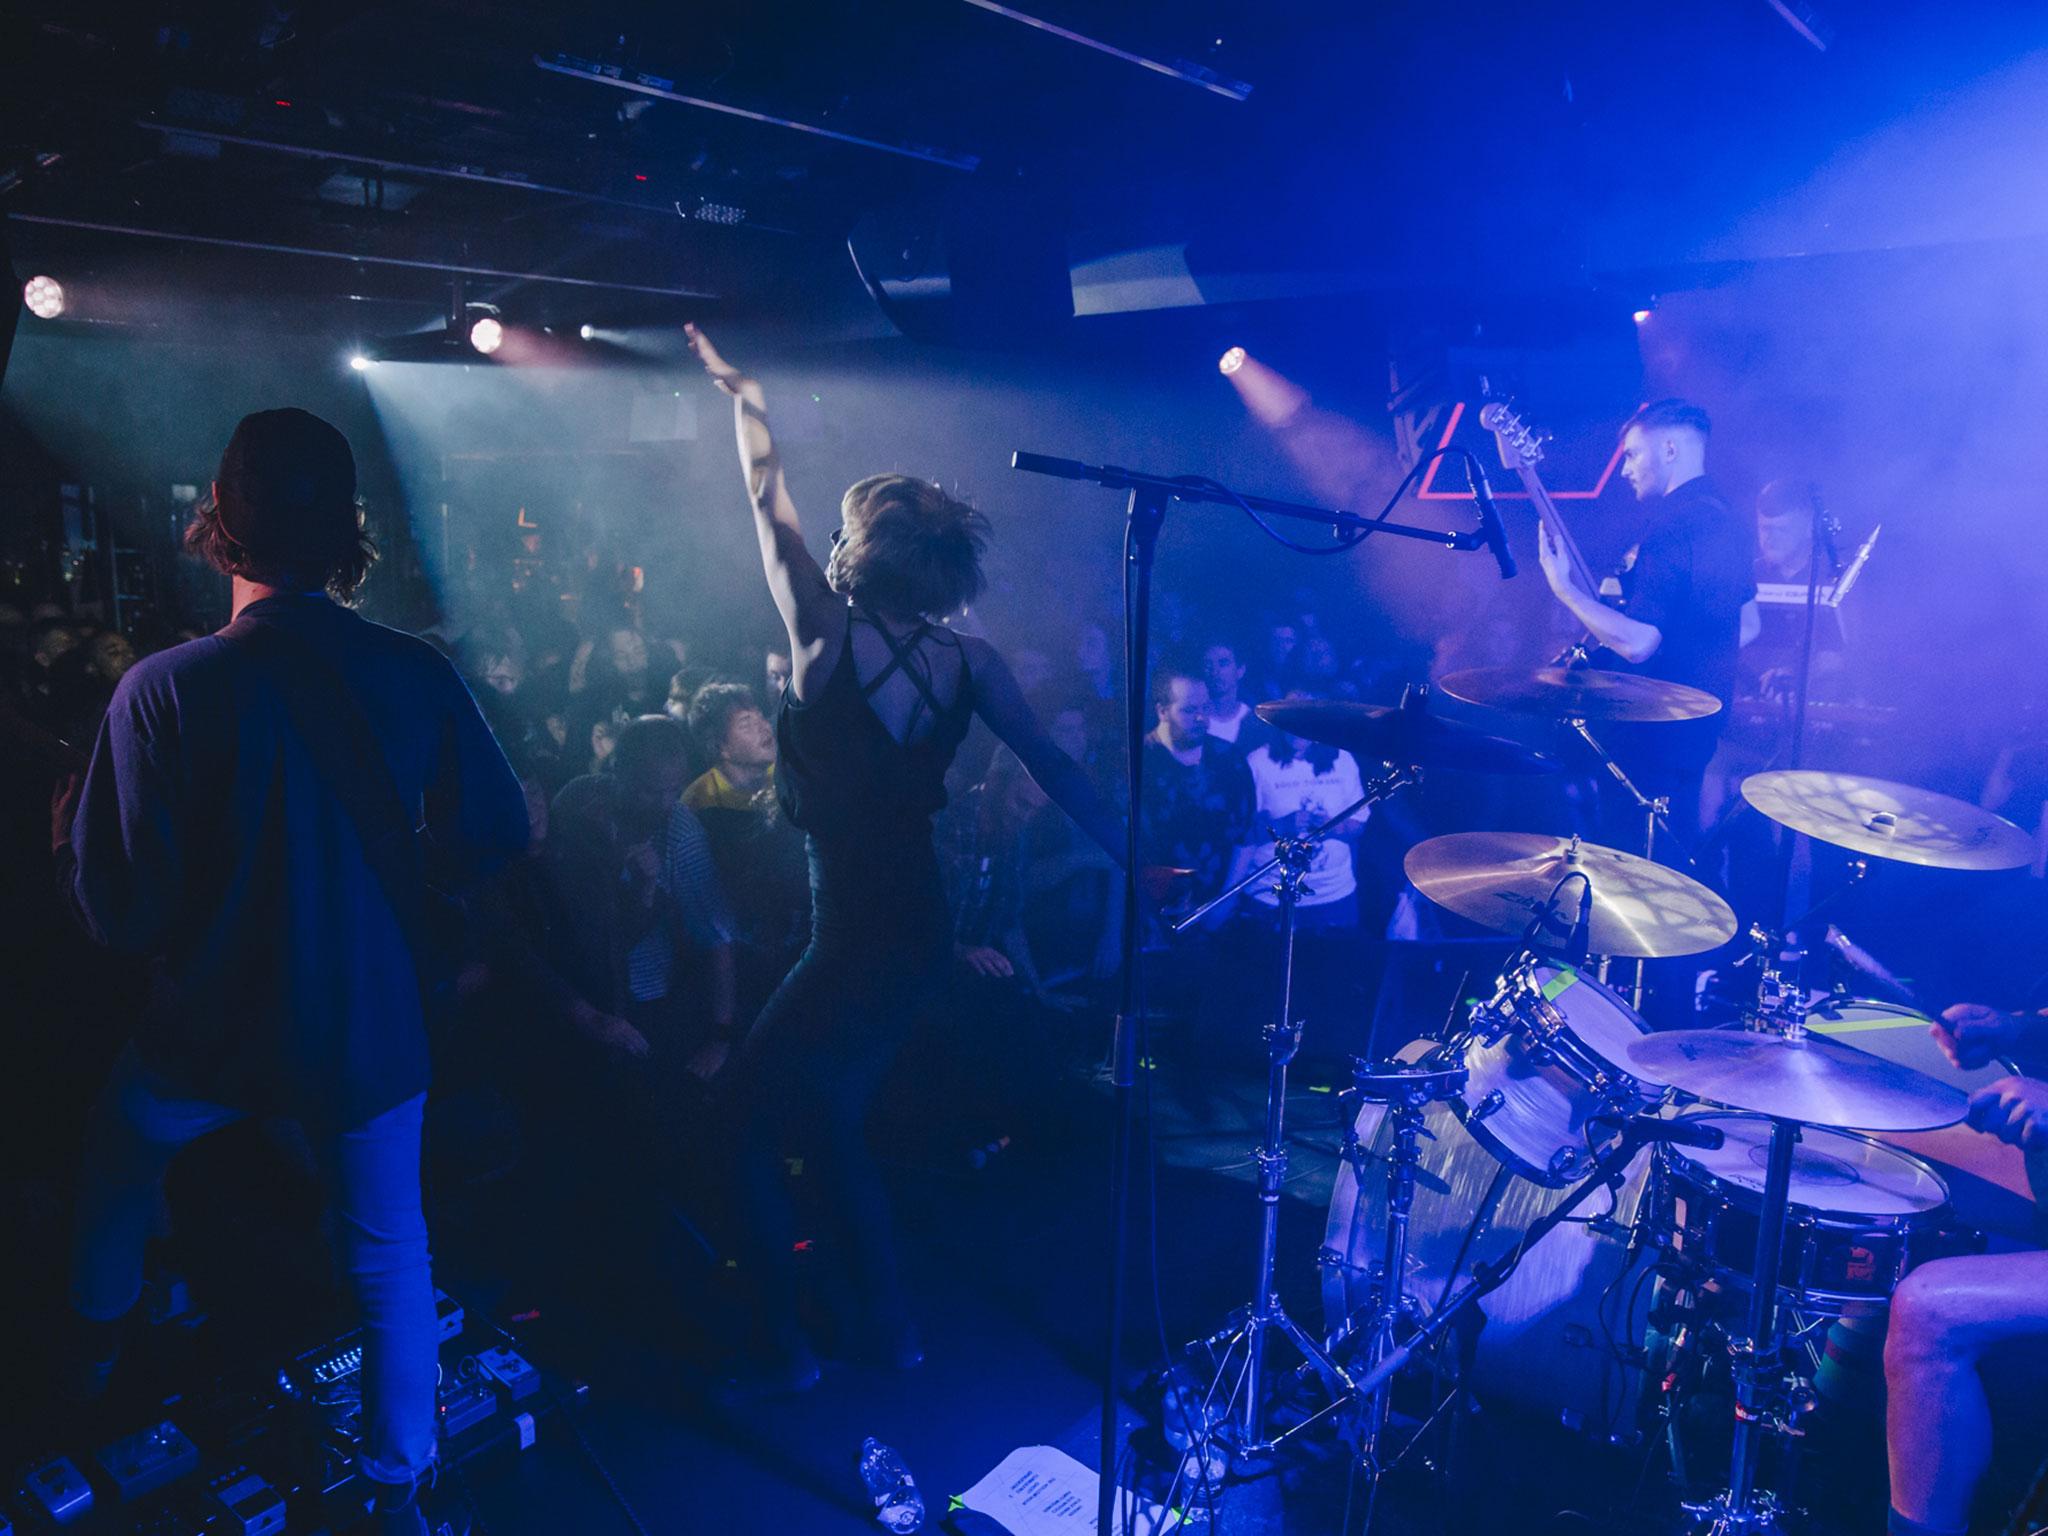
[1163,665,2036,1535]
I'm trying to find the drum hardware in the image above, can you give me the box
[1168,762,1423,1465]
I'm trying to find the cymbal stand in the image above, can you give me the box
[1169,766,1417,1463]
[1684,1115,1802,1535]
[1563,715,1693,1008]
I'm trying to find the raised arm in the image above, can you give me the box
[684,324,843,688]
[964,636,1126,867]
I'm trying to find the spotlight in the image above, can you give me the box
[1632,309,1653,325]
[1218,346,1246,376]
[23,275,65,319]
[349,353,377,372]
[579,323,596,341]
[468,316,504,355]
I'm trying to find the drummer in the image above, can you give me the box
[1883,1002,2048,1536]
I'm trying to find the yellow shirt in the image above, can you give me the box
[683,764,773,812]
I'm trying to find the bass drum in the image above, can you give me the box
[1321,1050,1656,1440]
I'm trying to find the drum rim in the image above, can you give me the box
[1505,956,1666,1085]
[1658,1111,1953,1222]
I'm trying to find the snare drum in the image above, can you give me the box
[1649,1113,1958,1311]
[1453,958,1668,1186]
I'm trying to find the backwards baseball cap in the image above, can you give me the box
[213,408,359,563]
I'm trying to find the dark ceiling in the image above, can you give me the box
[3,1,2044,344]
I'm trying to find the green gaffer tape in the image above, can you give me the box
[1541,968,1578,1001]
[1808,1016,1924,1035]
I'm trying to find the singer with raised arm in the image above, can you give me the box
[1535,398,1758,839]
[682,325,1122,1391]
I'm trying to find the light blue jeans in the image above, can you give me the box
[72,1048,439,1491]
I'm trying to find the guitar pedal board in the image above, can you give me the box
[5,1292,554,1534]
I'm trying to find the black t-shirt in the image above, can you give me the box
[1139,737,1255,903]
[1612,476,1756,710]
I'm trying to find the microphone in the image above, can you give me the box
[1810,483,1843,576]
[1468,458,1517,581]
[1630,1115,1725,1151]
[1565,879,1593,968]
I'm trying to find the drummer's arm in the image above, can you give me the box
[1537,524,1662,664]
[1936,1003,2048,1078]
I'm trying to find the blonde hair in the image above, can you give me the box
[825,473,989,620]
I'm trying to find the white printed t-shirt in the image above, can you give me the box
[1241,744,1366,907]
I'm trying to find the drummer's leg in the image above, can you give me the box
[1884,1249,2048,1531]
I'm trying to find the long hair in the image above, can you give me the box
[183,490,378,604]
[825,473,988,620]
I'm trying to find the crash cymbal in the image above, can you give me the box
[1624,1027,1967,1132]
[1437,666,1722,723]
[1254,699,1557,775]
[1404,831,1737,959]
[1741,770,2034,871]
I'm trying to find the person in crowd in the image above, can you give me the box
[684,323,1121,1390]
[1883,1002,2048,1536]
[1239,694,1369,931]
[1140,660,1256,917]
[684,682,777,812]
[1201,640,1276,757]
[764,645,791,703]
[50,408,528,1536]
[20,615,82,726]
[547,715,737,1074]
[1070,621,1117,703]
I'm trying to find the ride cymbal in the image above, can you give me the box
[1437,666,1722,724]
[1740,770,2034,871]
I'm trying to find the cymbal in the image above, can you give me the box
[1741,770,2034,871]
[1624,1027,1967,1132]
[1404,831,1737,959]
[1254,699,1557,775]
[1437,666,1722,723]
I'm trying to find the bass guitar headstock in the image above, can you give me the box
[1477,400,1551,469]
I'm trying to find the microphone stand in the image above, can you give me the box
[1769,487,1841,932]
[1010,451,1500,1534]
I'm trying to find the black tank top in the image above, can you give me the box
[775,607,975,948]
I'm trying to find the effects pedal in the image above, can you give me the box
[95,1420,200,1501]
[437,1382,496,1440]
[434,1289,465,1342]
[208,1466,287,1536]
[475,1345,541,1403]
[18,1456,93,1524]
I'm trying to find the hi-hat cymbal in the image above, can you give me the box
[1741,770,2034,871]
[1437,666,1722,723]
[1624,1028,1968,1132]
[1255,699,1557,775]
[1404,831,1737,959]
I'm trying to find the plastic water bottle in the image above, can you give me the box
[857,1438,925,1533]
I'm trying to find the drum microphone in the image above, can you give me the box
[1629,1116,1725,1151]
[1468,458,1517,581]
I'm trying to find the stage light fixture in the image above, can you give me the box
[1632,309,1653,324]
[23,275,65,319]
[1218,346,1246,376]
[579,324,597,341]
[348,353,377,372]
[468,316,504,355]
